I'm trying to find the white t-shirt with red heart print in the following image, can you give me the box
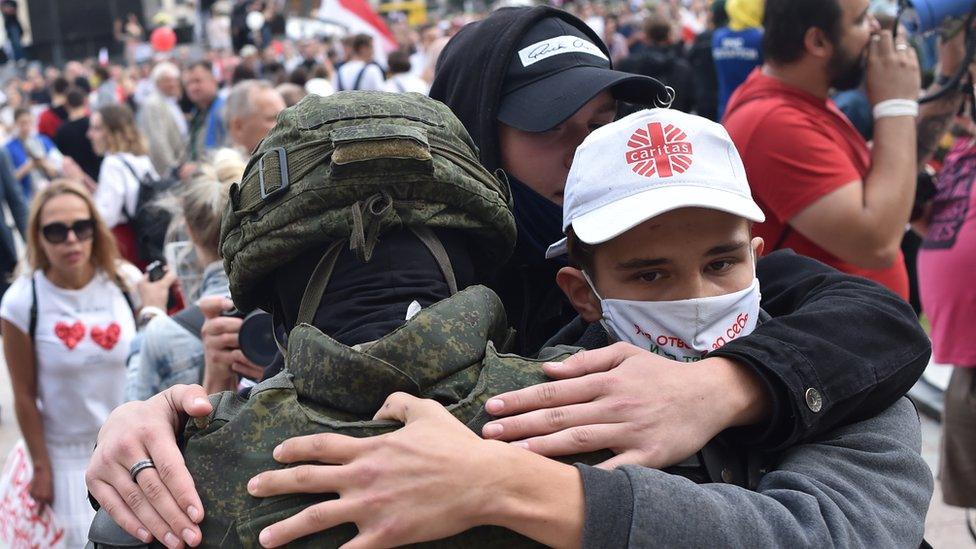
[0,268,138,444]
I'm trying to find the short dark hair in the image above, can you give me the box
[73,75,92,94]
[763,0,843,64]
[289,66,308,86]
[566,228,596,276]
[186,60,214,74]
[51,77,70,95]
[643,14,672,44]
[65,87,87,108]
[388,50,411,74]
[351,33,373,54]
[230,63,257,85]
[712,0,730,28]
[93,65,110,81]
[13,106,31,121]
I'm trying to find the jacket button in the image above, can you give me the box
[805,388,823,413]
[721,468,733,483]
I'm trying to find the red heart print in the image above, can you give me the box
[90,323,121,351]
[53,321,85,350]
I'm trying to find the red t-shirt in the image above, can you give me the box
[37,108,64,140]
[723,69,909,299]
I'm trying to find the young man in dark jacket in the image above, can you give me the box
[428,4,928,461]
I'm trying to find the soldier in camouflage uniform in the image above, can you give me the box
[89,90,606,547]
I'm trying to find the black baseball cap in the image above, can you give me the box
[497,17,670,133]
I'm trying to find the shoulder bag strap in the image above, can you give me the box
[28,271,37,340]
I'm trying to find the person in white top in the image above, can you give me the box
[0,180,173,548]
[383,50,430,96]
[334,34,386,92]
[88,104,159,268]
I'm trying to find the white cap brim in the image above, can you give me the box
[545,237,568,259]
[546,185,765,257]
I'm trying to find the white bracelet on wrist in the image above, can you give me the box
[873,99,919,120]
[138,306,166,326]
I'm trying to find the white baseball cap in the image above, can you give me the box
[546,109,765,259]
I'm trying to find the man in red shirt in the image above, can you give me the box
[37,77,69,139]
[723,0,966,299]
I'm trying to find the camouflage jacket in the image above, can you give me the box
[180,285,609,548]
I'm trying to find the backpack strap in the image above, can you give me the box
[353,62,377,91]
[116,156,143,221]
[409,226,457,295]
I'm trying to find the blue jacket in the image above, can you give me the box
[712,26,763,119]
[5,134,58,199]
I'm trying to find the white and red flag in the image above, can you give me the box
[317,0,397,55]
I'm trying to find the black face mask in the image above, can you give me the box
[273,229,477,347]
[508,173,566,265]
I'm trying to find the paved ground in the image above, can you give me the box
[0,357,970,547]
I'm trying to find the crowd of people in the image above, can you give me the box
[0,0,969,547]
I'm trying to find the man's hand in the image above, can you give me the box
[865,30,921,106]
[199,296,263,392]
[86,384,212,548]
[481,342,769,469]
[247,393,497,548]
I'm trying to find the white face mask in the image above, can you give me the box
[584,274,762,363]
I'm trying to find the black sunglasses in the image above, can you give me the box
[41,219,95,244]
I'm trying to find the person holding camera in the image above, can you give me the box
[125,151,263,401]
[0,180,171,547]
[5,107,62,200]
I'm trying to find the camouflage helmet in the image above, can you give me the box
[221,91,517,312]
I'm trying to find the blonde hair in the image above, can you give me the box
[179,149,246,256]
[97,104,148,156]
[26,179,123,285]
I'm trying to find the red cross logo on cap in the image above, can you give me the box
[625,122,693,178]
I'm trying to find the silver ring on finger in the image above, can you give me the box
[896,44,909,51]
[129,459,156,483]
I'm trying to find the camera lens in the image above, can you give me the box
[238,310,279,368]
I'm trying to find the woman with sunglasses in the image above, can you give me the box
[88,103,158,268]
[0,180,172,547]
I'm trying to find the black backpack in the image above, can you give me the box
[118,157,177,264]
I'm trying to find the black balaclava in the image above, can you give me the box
[272,228,477,347]
[508,174,565,265]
